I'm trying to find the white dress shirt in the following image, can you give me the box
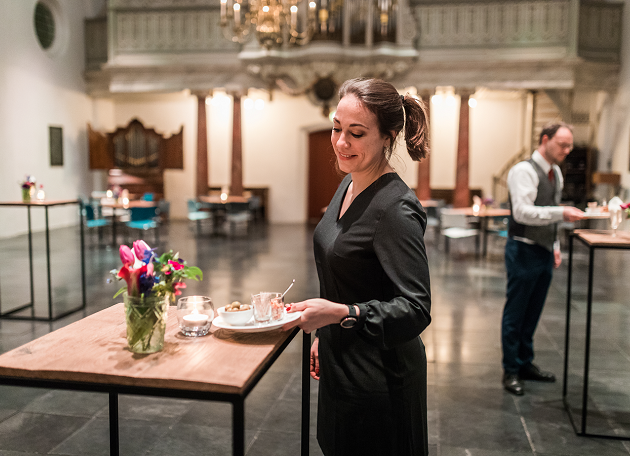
[507,150,564,250]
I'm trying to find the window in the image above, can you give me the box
[34,2,55,50]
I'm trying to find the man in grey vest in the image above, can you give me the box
[502,122,584,396]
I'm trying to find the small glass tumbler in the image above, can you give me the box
[270,293,285,321]
[177,296,214,337]
[251,292,274,325]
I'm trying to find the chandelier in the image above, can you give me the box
[220,0,397,50]
[220,0,320,49]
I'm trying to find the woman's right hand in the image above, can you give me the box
[310,337,320,380]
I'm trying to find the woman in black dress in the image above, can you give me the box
[283,78,431,456]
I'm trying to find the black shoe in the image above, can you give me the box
[503,373,524,396]
[519,364,556,382]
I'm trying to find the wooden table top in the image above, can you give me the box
[573,229,630,248]
[0,304,298,395]
[446,207,511,217]
[0,199,79,207]
[199,196,249,205]
[100,200,157,209]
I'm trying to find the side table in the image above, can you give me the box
[0,200,86,321]
[563,229,630,439]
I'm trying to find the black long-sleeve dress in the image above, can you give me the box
[313,172,432,456]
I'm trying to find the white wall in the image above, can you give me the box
[0,0,100,238]
[428,90,526,199]
[470,91,527,198]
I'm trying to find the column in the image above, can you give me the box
[230,92,244,197]
[195,93,209,197]
[453,90,471,208]
[416,91,432,201]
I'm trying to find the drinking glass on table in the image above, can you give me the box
[251,293,272,324]
[610,207,623,237]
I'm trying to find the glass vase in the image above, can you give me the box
[21,188,31,203]
[123,292,169,354]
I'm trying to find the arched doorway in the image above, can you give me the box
[307,129,343,224]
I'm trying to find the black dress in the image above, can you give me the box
[313,173,431,456]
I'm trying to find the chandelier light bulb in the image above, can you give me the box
[431,94,441,105]
[262,5,269,12]
[468,97,477,108]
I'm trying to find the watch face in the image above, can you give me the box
[340,317,357,328]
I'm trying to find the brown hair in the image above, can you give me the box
[539,122,573,145]
[338,78,430,162]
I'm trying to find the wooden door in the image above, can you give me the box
[308,129,343,223]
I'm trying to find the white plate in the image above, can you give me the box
[583,213,611,219]
[212,311,301,332]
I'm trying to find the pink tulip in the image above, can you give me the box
[119,245,135,266]
[133,240,151,262]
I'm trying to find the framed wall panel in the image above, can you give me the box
[49,125,63,166]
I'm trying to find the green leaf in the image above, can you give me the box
[113,287,127,299]
[186,266,203,281]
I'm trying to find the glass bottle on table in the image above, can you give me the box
[610,207,622,237]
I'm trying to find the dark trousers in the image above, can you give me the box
[502,238,554,375]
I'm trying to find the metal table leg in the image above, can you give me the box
[28,206,35,318]
[45,206,53,320]
[233,397,245,456]
[580,246,595,434]
[302,331,310,456]
[109,392,119,456]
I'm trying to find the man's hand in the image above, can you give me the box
[310,337,320,380]
[563,206,585,222]
[554,249,562,269]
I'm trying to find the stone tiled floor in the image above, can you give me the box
[0,220,628,455]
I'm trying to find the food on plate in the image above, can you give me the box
[225,301,251,312]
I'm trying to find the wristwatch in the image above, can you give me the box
[340,305,358,329]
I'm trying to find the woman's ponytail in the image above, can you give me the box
[401,95,430,162]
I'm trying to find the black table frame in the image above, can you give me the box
[0,200,86,321]
[562,231,630,440]
[0,330,311,456]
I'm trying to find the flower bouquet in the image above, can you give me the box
[112,240,203,353]
[20,175,36,202]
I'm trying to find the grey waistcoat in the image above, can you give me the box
[508,158,561,252]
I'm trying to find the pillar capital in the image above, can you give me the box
[455,88,475,98]
[192,90,212,99]
[417,89,434,100]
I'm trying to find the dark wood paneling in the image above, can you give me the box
[308,129,342,223]
[88,123,113,169]
[161,126,184,169]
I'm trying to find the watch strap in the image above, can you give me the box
[340,305,358,329]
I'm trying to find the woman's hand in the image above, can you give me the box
[282,298,349,334]
[310,337,320,380]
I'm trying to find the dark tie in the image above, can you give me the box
[548,169,555,183]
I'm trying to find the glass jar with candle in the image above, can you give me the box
[177,296,214,336]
